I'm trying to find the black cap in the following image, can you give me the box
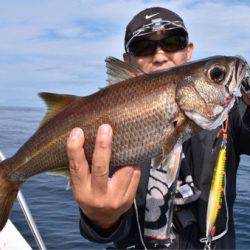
[125,7,188,51]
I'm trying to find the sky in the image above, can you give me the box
[0,0,250,107]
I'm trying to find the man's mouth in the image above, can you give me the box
[152,67,167,73]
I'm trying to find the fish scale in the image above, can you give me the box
[10,76,175,180]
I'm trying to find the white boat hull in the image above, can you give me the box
[0,220,31,250]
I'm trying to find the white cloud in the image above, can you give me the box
[0,0,249,107]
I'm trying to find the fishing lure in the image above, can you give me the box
[202,115,229,250]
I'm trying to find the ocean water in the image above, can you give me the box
[0,106,249,249]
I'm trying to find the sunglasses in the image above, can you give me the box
[127,35,189,57]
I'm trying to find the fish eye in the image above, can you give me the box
[208,65,226,83]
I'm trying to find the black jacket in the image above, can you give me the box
[79,102,250,249]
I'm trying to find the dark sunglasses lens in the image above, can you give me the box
[161,35,188,52]
[128,39,156,56]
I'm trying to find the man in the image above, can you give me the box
[66,7,250,249]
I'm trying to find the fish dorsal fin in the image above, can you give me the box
[105,57,144,85]
[39,92,80,128]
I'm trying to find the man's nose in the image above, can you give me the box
[152,46,168,64]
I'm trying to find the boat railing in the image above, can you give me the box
[0,151,47,250]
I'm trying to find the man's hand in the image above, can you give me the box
[241,76,250,105]
[67,125,141,230]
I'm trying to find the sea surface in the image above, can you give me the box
[0,106,249,249]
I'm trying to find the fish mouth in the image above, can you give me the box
[185,98,235,130]
[185,56,249,130]
[228,55,248,96]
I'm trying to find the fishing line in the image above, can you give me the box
[134,199,148,250]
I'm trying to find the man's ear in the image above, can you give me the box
[123,53,130,63]
[187,42,194,62]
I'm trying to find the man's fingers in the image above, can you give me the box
[124,166,141,201]
[91,124,112,194]
[110,166,135,196]
[67,127,89,187]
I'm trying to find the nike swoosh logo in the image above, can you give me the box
[145,13,159,19]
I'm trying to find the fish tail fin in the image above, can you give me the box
[0,161,21,231]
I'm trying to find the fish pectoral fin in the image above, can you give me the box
[151,154,163,168]
[39,92,80,128]
[105,57,144,85]
[47,170,72,190]
[163,143,183,188]
[47,169,70,178]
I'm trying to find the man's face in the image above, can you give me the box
[124,31,194,74]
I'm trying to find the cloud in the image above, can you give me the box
[181,1,250,57]
[0,0,249,107]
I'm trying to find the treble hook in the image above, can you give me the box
[204,243,211,250]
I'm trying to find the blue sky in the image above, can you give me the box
[0,0,250,107]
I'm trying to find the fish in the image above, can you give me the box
[0,55,247,231]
